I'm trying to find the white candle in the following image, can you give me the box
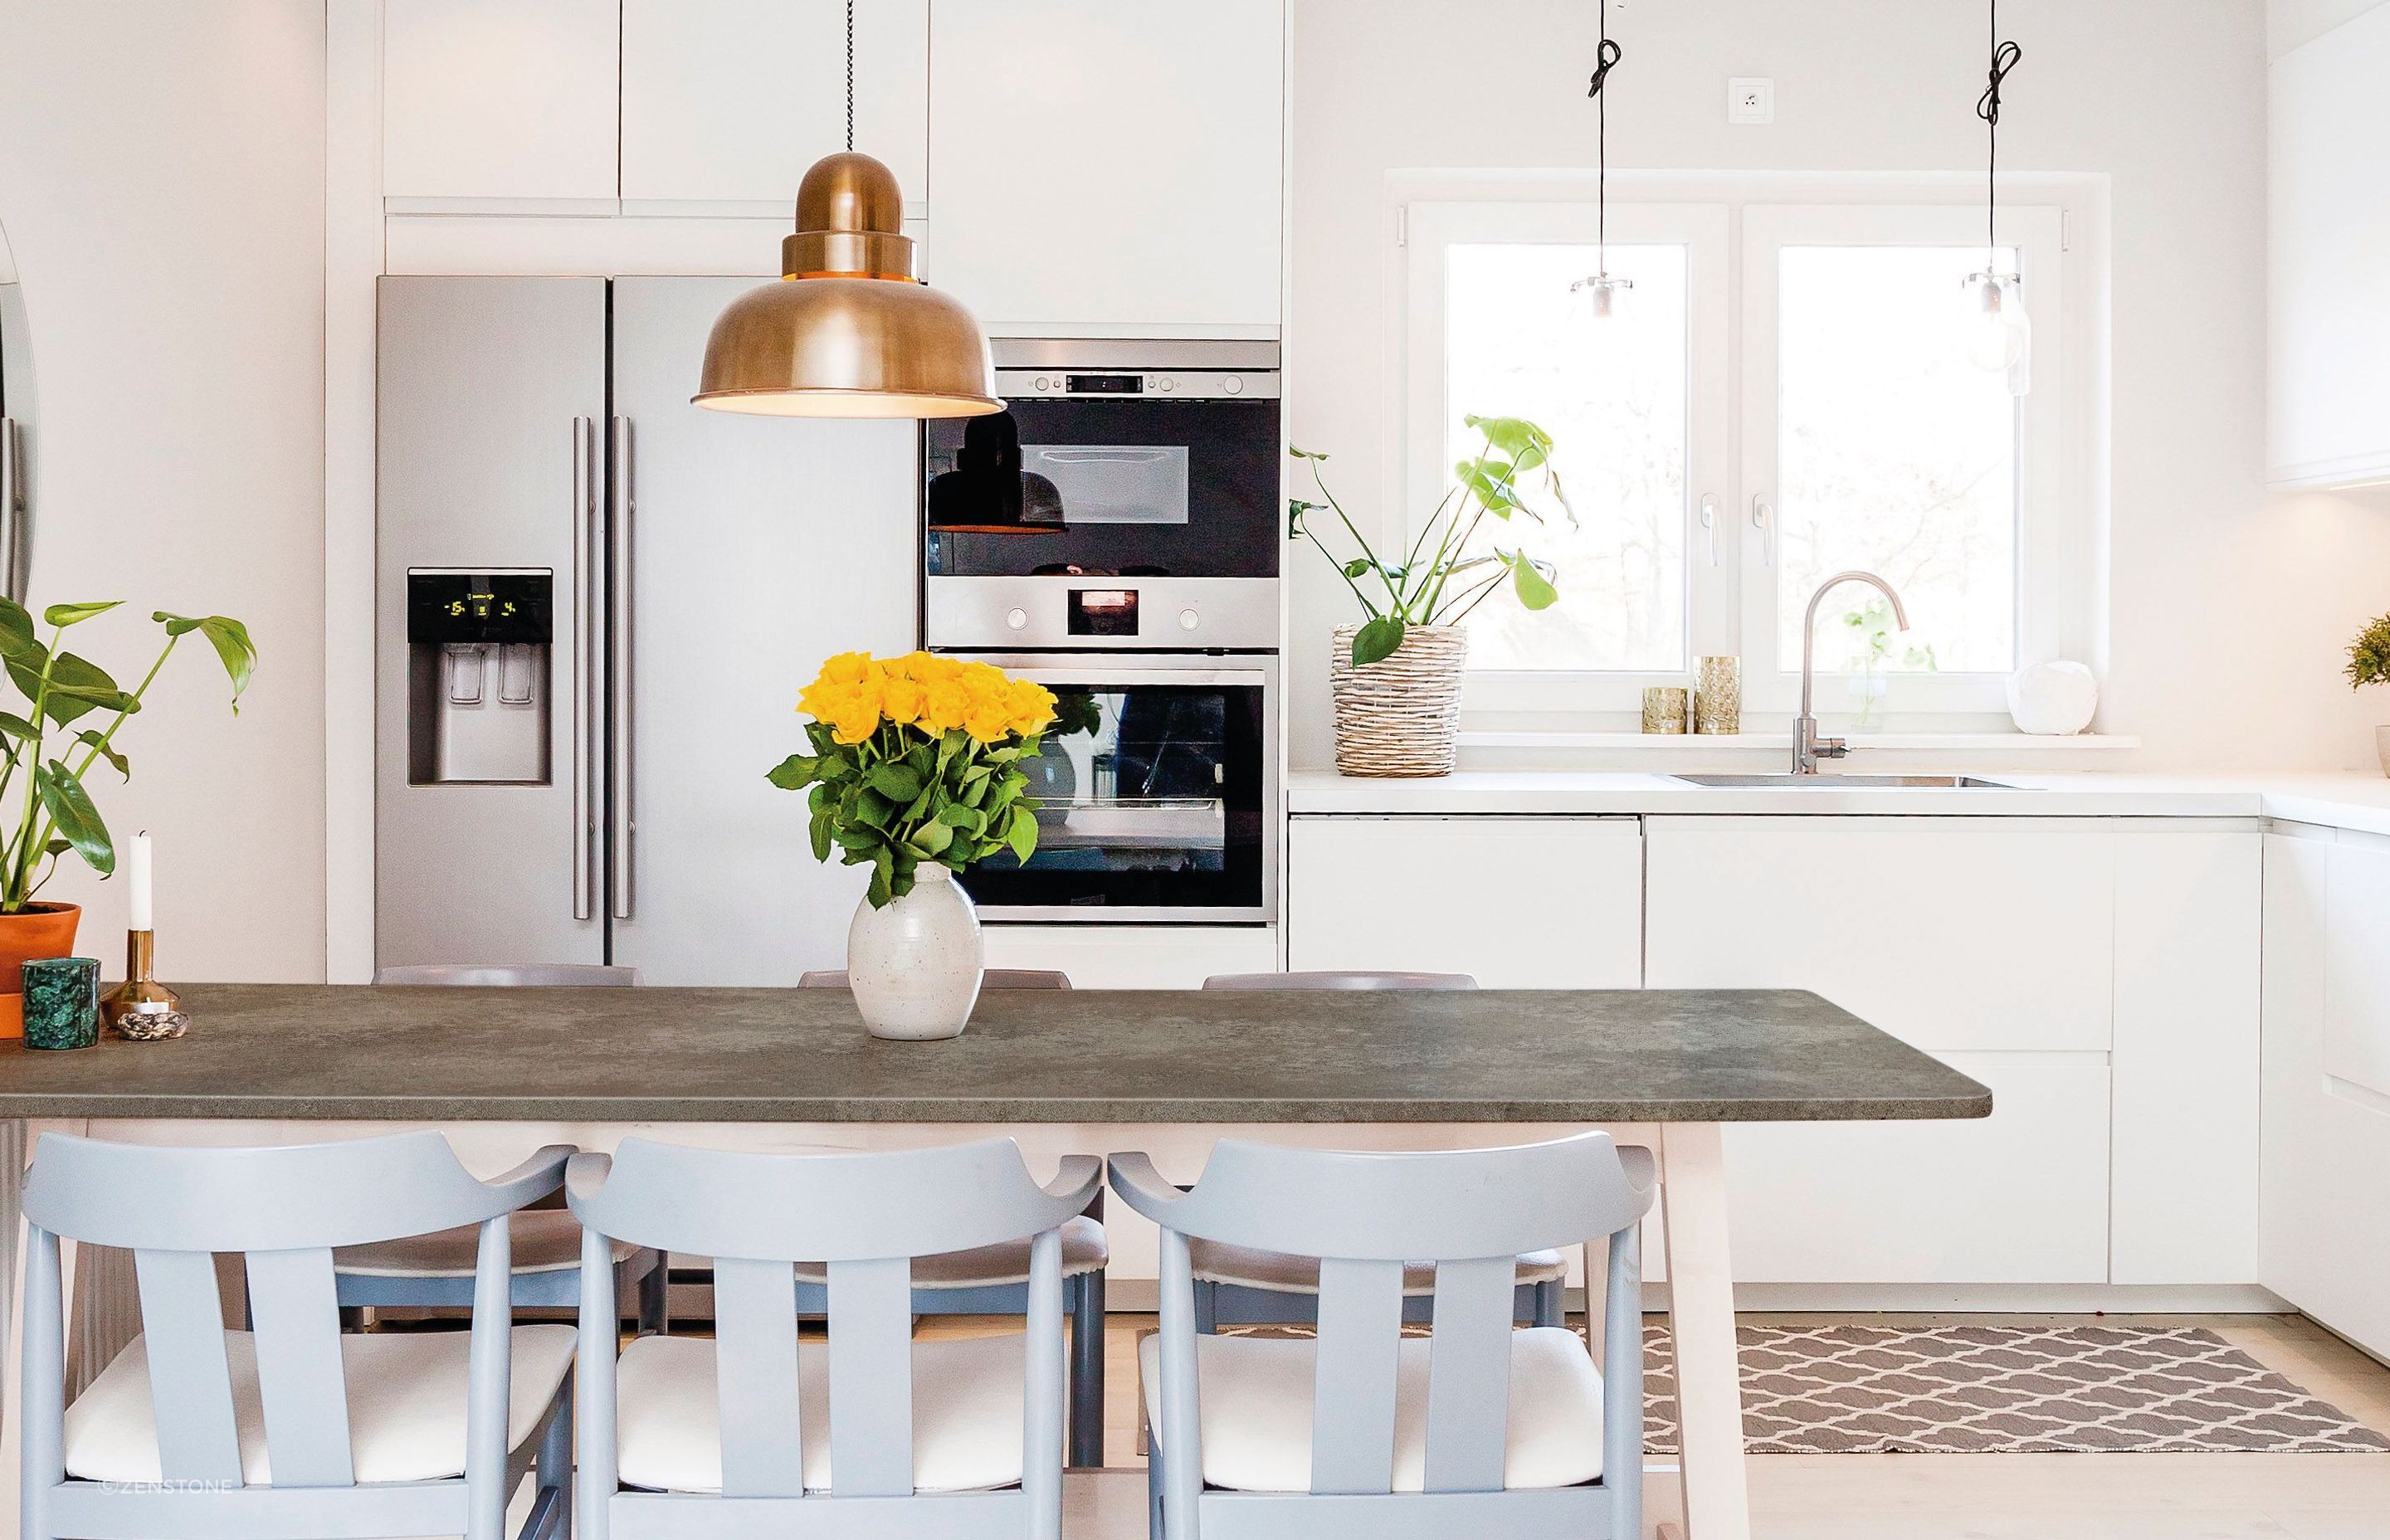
[128,831,153,932]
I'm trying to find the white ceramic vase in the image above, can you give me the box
[846,865,984,1041]
[2376,725,2390,779]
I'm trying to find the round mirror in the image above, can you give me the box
[0,221,29,601]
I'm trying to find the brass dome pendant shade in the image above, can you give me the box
[693,152,1001,418]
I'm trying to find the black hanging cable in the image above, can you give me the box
[1587,2,1622,268]
[845,0,856,153]
[1975,0,2022,267]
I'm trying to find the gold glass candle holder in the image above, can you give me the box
[1695,655,1743,734]
[100,930,187,1040]
[1641,686,1690,734]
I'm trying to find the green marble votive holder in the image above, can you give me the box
[22,957,100,1050]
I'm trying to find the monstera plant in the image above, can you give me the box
[0,597,253,912]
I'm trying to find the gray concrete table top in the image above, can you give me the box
[0,984,1992,1124]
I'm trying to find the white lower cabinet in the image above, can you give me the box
[1287,816,1642,986]
[2261,826,2390,1358]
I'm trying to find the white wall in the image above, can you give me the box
[0,2,329,979]
[1288,0,2390,772]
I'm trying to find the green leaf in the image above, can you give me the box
[1340,558,1373,580]
[1462,414,1554,461]
[910,819,954,856]
[866,859,893,909]
[73,730,129,781]
[154,612,256,713]
[766,753,820,790]
[1003,803,1039,863]
[17,651,137,727]
[1453,460,1519,515]
[1350,614,1407,667]
[867,762,924,802]
[1288,446,1328,461]
[35,759,112,876]
[0,712,36,744]
[43,601,121,628]
[936,803,986,834]
[808,810,834,863]
[0,599,42,668]
[1507,551,1559,611]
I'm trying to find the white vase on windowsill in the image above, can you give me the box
[846,865,984,1041]
[2375,725,2390,779]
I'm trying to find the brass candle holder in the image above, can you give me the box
[100,929,187,1040]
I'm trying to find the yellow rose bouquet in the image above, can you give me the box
[769,651,1058,908]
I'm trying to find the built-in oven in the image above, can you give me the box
[924,339,1280,652]
[941,655,1278,924]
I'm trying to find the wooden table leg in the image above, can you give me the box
[1659,1123,1751,1540]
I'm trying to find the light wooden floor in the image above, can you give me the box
[973,1310,2390,1539]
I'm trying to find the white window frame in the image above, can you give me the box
[1402,199,1731,715]
[1395,183,2090,727]
[1739,202,2073,715]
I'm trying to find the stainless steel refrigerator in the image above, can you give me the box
[376,275,918,982]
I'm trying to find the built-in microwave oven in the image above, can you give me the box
[944,655,1278,924]
[924,339,1280,653]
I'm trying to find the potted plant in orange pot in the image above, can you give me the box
[0,597,253,1036]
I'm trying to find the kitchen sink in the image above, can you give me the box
[1665,773,2024,789]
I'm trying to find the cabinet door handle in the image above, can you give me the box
[571,416,597,922]
[0,417,23,604]
[1752,495,1775,568]
[608,416,633,922]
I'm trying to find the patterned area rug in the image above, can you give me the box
[1212,1323,2390,1455]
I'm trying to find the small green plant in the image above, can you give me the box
[1840,598,1939,729]
[2348,611,2390,690]
[1288,415,1568,667]
[0,597,255,912]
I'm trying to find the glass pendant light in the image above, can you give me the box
[1570,0,1631,319]
[695,2,999,418]
[1962,0,2029,395]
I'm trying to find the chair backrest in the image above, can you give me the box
[1123,1133,1651,1498]
[373,962,641,986]
[569,1137,1092,1499]
[797,967,1071,990]
[19,1131,551,1489]
[1199,970,1479,991]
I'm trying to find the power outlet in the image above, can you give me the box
[1727,77,1774,124]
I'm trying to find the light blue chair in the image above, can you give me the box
[18,1130,578,1540]
[799,967,1111,1468]
[1111,1131,1654,1540]
[343,964,667,1335]
[1191,971,1568,1332]
[567,1136,1099,1538]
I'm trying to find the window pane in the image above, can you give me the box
[1443,242,1688,672]
[1776,246,2019,674]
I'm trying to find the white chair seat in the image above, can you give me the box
[615,1332,1027,1494]
[64,1325,577,1486]
[334,1206,639,1277]
[790,1215,1108,1289]
[1139,1327,1605,1492]
[1187,1238,1568,1295]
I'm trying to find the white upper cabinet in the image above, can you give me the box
[927,0,1285,334]
[620,1,929,210]
[2268,2,2390,487]
[383,0,622,205]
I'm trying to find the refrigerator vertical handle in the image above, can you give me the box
[0,417,22,604]
[608,416,633,920]
[571,416,596,922]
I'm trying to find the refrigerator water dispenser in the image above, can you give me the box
[407,570,553,785]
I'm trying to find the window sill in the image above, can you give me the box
[1456,730,2140,754]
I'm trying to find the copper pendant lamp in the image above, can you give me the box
[694,4,999,418]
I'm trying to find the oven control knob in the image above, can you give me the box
[1005,607,1030,631]
[1223,374,1244,395]
[1155,375,1174,392]
[1178,608,1201,631]
[1033,376,1051,392]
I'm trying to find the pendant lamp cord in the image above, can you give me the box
[844,0,856,153]
[1587,0,1622,272]
[1976,0,2022,270]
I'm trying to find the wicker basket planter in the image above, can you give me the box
[1329,623,1468,777]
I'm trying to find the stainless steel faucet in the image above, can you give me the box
[1794,571,1911,775]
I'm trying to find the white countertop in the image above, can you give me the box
[1285,768,2390,838]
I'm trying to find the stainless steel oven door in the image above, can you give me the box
[954,656,1278,924]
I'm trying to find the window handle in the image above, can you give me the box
[1699,495,1719,567]
[1752,495,1775,568]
